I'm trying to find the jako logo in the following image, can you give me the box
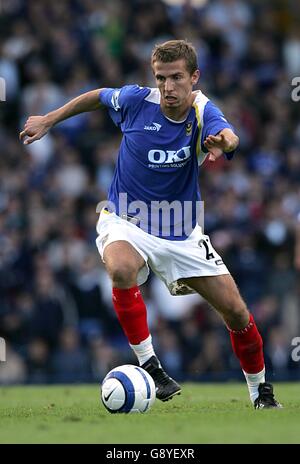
[148,146,191,164]
[144,123,162,131]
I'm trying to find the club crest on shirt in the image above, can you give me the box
[186,121,193,136]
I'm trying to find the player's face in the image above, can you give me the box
[152,59,199,112]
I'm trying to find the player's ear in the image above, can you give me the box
[191,69,200,85]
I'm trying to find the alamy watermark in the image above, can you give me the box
[96,194,205,237]
[291,337,300,362]
[0,77,6,101]
[0,337,6,362]
[291,77,300,102]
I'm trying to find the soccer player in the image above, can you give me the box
[20,40,281,409]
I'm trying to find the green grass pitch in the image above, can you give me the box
[0,383,299,444]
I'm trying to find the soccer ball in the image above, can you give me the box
[101,364,156,413]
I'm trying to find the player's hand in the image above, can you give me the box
[204,132,238,162]
[19,116,51,145]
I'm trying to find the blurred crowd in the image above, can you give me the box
[0,0,300,385]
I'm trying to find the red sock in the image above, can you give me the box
[229,314,265,374]
[112,286,150,344]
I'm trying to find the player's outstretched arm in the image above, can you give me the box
[19,88,104,145]
[204,128,239,162]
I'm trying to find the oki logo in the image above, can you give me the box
[148,146,191,164]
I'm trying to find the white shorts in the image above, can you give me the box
[95,209,229,296]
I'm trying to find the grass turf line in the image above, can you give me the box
[0,383,299,444]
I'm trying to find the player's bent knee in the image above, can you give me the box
[230,305,249,324]
[107,263,139,287]
[217,297,246,314]
[216,296,249,325]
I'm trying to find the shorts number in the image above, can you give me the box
[198,238,215,260]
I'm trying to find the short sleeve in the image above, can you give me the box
[99,85,151,127]
[202,101,237,160]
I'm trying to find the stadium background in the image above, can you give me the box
[0,0,299,386]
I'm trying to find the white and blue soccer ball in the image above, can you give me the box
[101,364,156,414]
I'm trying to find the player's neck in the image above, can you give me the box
[161,105,190,121]
[160,93,196,122]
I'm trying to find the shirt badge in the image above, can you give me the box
[186,121,193,136]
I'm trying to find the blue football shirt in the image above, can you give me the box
[99,85,235,240]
